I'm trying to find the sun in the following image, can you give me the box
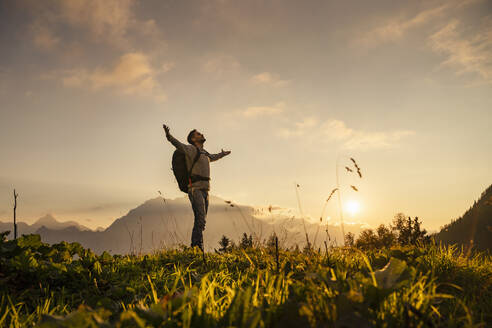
[345,200,361,216]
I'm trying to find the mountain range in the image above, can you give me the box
[0,195,367,254]
[3,186,491,253]
[0,213,92,236]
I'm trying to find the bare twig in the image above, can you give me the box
[124,223,135,255]
[13,189,18,240]
[202,246,207,266]
[275,235,279,274]
[139,216,143,255]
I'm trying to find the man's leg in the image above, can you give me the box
[188,189,207,250]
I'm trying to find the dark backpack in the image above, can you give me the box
[172,146,201,193]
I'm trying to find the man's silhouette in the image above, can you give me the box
[163,124,231,250]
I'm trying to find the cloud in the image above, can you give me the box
[57,0,136,46]
[22,1,170,99]
[250,72,290,87]
[428,18,492,83]
[30,23,60,51]
[278,117,317,137]
[356,3,449,47]
[160,62,175,74]
[353,0,491,84]
[240,101,285,118]
[321,120,354,140]
[70,202,133,214]
[27,0,160,50]
[62,52,167,101]
[201,54,241,76]
[341,129,415,150]
[355,0,484,48]
[279,118,414,150]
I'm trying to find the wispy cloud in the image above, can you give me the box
[355,0,484,48]
[68,202,133,214]
[201,54,241,77]
[26,0,158,50]
[356,4,449,47]
[21,0,171,100]
[58,0,136,45]
[30,22,60,51]
[240,101,286,118]
[353,0,491,84]
[62,52,168,102]
[342,129,415,150]
[279,118,414,150]
[277,117,317,138]
[160,62,176,74]
[428,18,492,83]
[250,72,290,87]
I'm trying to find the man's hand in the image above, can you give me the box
[221,149,231,156]
[163,124,170,137]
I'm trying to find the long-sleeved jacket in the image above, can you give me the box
[167,133,226,191]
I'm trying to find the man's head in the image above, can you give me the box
[187,129,206,146]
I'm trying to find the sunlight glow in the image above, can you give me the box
[345,200,360,216]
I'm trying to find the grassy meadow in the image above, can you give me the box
[1,232,491,327]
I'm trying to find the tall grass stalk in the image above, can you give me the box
[335,156,346,246]
[294,183,310,250]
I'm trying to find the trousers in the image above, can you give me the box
[188,188,209,250]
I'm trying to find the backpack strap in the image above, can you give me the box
[188,146,201,189]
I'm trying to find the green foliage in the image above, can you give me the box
[392,214,428,246]
[239,233,253,249]
[0,233,491,327]
[344,232,355,247]
[217,235,232,253]
[265,233,277,249]
[353,214,429,250]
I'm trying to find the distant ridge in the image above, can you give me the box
[31,214,91,231]
[435,184,492,251]
[0,214,91,238]
[0,195,367,254]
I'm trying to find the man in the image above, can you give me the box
[163,124,231,250]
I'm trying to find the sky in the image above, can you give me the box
[0,0,491,231]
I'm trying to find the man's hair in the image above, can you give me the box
[187,129,197,144]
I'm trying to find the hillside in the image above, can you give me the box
[1,234,490,327]
[435,184,492,250]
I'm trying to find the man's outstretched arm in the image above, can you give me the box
[163,124,190,154]
[208,149,231,162]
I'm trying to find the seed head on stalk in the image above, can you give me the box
[224,200,258,242]
[350,157,362,178]
[294,183,311,250]
[319,188,338,221]
[314,188,338,247]
[336,156,364,246]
